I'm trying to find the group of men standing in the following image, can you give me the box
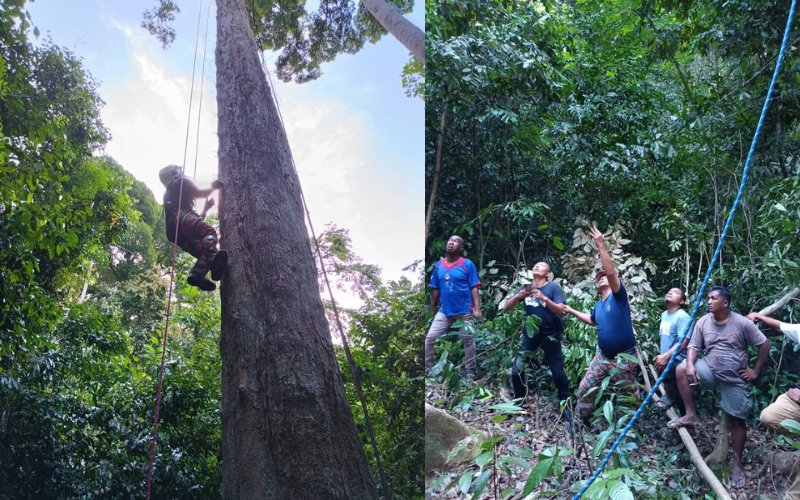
[426,228,800,496]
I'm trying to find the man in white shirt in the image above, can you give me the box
[747,311,800,500]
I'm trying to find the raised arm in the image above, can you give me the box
[590,226,620,293]
[564,304,596,326]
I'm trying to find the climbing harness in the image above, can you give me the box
[145,0,211,498]
[572,1,797,498]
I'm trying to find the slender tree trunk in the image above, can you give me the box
[360,0,424,64]
[425,109,446,241]
[215,0,377,498]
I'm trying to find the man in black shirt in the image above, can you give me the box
[503,262,570,411]
[159,165,227,291]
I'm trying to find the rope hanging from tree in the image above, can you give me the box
[573,1,797,497]
[145,0,210,498]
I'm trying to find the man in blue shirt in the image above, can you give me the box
[653,288,691,410]
[426,235,482,380]
[564,226,640,421]
[503,262,570,406]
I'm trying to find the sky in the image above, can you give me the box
[26,0,423,290]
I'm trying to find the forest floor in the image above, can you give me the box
[426,378,797,500]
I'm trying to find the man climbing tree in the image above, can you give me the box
[160,165,227,291]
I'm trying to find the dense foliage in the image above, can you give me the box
[426,0,800,497]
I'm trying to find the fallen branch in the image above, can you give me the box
[637,352,732,500]
[758,287,800,316]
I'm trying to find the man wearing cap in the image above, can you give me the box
[564,226,640,421]
[426,235,482,380]
[160,165,228,291]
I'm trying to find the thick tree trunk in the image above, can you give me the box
[360,0,425,64]
[215,0,377,498]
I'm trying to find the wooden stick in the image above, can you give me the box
[640,360,732,500]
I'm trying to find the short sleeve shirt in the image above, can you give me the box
[689,312,767,384]
[660,309,691,361]
[516,282,566,337]
[780,323,800,345]
[591,283,636,357]
[429,257,480,317]
[163,178,197,215]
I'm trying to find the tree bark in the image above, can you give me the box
[215,0,377,498]
[425,109,446,241]
[360,0,424,64]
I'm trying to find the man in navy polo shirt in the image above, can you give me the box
[564,226,640,421]
[426,235,482,380]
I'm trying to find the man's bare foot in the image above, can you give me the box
[667,415,699,428]
[731,459,746,489]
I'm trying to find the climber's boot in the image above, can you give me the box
[210,250,228,281]
[187,272,216,291]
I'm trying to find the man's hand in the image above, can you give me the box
[787,388,800,404]
[589,226,606,248]
[203,198,215,212]
[654,353,669,373]
[738,367,760,382]
[211,179,225,189]
[472,306,483,319]
[530,288,544,300]
[685,363,698,386]
[746,312,760,323]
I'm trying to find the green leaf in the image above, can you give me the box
[498,455,531,471]
[779,419,800,435]
[487,402,524,414]
[523,457,554,496]
[426,474,448,492]
[475,451,494,469]
[607,480,634,500]
[603,400,614,424]
[594,429,614,457]
[553,236,564,250]
[459,471,472,494]
[775,203,788,212]
[471,470,492,499]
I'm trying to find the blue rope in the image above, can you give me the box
[572,1,797,497]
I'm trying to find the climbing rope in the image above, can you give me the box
[144,0,210,498]
[572,1,797,498]
[258,51,394,500]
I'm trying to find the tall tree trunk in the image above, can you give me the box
[360,0,425,64]
[214,0,378,498]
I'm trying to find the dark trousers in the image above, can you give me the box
[166,210,218,276]
[511,331,571,401]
